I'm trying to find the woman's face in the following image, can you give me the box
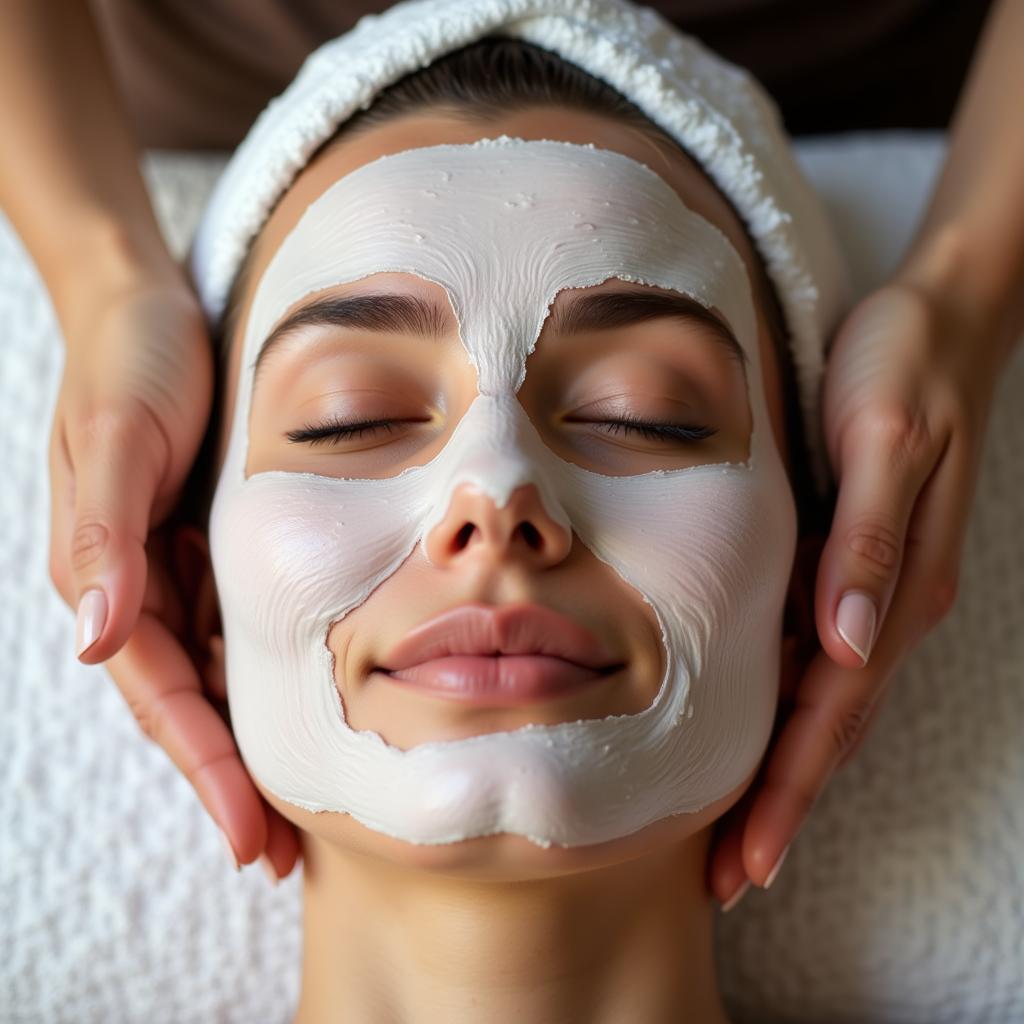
[212,106,794,879]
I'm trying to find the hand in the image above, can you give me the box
[708,277,1009,906]
[47,278,301,880]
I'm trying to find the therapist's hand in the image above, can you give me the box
[709,276,1014,908]
[47,278,301,881]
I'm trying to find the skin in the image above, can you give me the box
[184,105,810,1024]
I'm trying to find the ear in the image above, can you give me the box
[172,524,227,703]
[779,531,825,703]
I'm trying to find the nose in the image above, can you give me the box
[423,482,572,569]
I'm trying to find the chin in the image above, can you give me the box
[260,773,752,883]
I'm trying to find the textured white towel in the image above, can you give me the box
[188,0,849,489]
[2,132,1022,1023]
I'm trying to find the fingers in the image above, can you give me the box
[898,428,976,639]
[816,406,940,669]
[47,418,76,599]
[740,434,976,886]
[739,649,876,884]
[260,805,304,883]
[105,610,272,865]
[707,790,755,908]
[63,403,168,663]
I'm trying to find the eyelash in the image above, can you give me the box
[286,417,402,446]
[286,413,717,447]
[591,413,718,443]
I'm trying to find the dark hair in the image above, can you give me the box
[187,37,818,530]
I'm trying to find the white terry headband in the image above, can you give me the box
[188,0,849,489]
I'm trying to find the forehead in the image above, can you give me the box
[240,107,760,315]
[242,138,756,400]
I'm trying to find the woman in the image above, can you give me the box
[12,0,1019,913]
[165,29,831,1020]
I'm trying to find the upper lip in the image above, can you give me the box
[378,602,620,672]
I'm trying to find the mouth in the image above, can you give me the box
[376,655,622,705]
[373,602,625,707]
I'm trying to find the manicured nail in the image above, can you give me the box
[259,853,280,887]
[75,588,108,658]
[836,590,877,665]
[721,879,751,913]
[220,828,240,872]
[764,843,790,889]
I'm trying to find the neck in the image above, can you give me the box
[293,828,729,1024]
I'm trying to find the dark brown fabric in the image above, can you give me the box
[88,0,993,149]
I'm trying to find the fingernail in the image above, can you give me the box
[721,879,751,913]
[75,588,108,658]
[219,828,240,872]
[259,853,280,887]
[764,843,790,889]
[836,590,877,665]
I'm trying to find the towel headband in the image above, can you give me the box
[189,0,849,489]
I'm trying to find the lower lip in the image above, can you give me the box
[378,656,614,706]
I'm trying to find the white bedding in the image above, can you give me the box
[1,132,1021,1023]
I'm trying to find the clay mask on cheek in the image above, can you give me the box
[210,138,797,848]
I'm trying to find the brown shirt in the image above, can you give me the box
[89,0,993,149]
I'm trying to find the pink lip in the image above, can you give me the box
[376,603,624,705]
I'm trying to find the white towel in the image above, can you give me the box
[3,132,1022,1023]
[188,0,849,489]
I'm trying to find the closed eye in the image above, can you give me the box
[285,417,420,446]
[572,413,717,443]
[286,413,717,448]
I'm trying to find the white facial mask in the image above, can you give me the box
[210,138,796,848]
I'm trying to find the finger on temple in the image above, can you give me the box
[815,415,940,669]
[106,613,269,865]
[65,409,164,663]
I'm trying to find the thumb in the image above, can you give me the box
[817,412,938,668]
[68,407,166,663]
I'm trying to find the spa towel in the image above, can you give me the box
[2,131,1022,1023]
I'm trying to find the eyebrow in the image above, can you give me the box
[550,290,746,363]
[251,287,746,373]
[252,292,451,373]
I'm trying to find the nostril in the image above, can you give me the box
[453,522,475,551]
[518,521,543,550]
